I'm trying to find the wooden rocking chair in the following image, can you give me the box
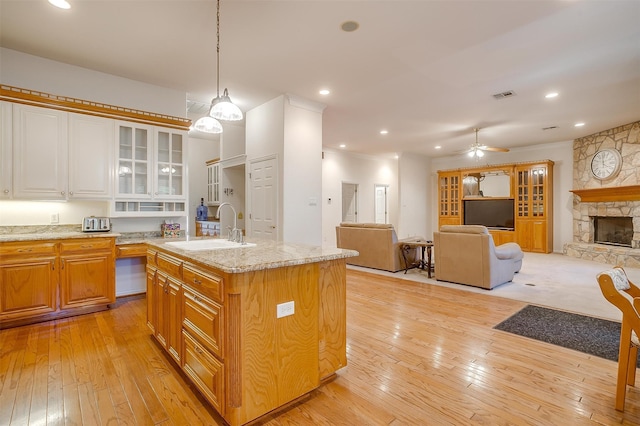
[597,266,640,411]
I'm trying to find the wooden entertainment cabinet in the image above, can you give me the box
[437,160,554,253]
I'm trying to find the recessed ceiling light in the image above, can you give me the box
[575,122,585,127]
[341,21,360,32]
[435,146,441,150]
[339,144,346,148]
[545,92,559,99]
[48,0,71,9]
[380,130,388,135]
[319,89,330,95]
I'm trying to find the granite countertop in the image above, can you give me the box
[147,237,358,274]
[0,225,357,273]
[0,230,120,242]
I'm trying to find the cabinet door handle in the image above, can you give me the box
[61,191,66,196]
[3,189,9,194]
[61,259,65,269]
[51,260,55,271]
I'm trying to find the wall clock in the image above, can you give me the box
[590,148,622,180]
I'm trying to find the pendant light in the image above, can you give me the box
[208,0,243,121]
[193,115,223,134]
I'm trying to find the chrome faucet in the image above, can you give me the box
[215,202,243,243]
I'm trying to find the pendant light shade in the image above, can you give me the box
[207,0,243,122]
[209,88,243,121]
[193,115,223,134]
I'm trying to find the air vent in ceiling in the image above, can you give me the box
[492,90,516,100]
[542,126,559,130]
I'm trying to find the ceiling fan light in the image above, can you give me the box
[476,149,485,158]
[193,116,223,134]
[209,89,243,121]
[468,150,475,158]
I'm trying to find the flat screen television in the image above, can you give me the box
[463,198,515,230]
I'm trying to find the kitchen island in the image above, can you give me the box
[145,238,357,426]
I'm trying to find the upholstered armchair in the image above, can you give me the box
[433,225,524,289]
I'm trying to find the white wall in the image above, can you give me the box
[1,48,185,117]
[430,140,574,253]
[245,95,324,246]
[398,153,431,240]
[282,96,323,245]
[187,135,220,235]
[321,150,400,247]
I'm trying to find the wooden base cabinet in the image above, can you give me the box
[0,242,57,321]
[0,237,116,328]
[148,247,347,426]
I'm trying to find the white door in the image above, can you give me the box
[342,182,358,223]
[374,184,388,224]
[249,157,277,240]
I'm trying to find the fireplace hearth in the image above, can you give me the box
[593,216,633,247]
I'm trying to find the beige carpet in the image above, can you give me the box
[348,252,640,322]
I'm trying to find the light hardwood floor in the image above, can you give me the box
[2,268,640,425]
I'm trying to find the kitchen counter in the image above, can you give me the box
[0,231,120,242]
[147,237,358,273]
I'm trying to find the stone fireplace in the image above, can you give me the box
[563,121,640,268]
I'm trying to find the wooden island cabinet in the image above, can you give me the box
[146,239,356,426]
[0,234,116,328]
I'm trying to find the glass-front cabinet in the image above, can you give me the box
[113,121,187,216]
[116,122,152,199]
[438,171,461,227]
[155,129,184,199]
[515,161,553,253]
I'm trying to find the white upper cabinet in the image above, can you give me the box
[112,121,187,216]
[155,128,185,200]
[115,121,153,199]
[12,104,68,199]
[0,101,12,199]
[68,113,114,199]
[11,104,114,200]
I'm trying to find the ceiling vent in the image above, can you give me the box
[492,90,516,100]
[542,126,559,130]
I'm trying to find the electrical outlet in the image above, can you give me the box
[276,301,295,318]
[50,213,59,224]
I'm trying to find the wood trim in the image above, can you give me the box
[569,185,640,202]
[1,84,192,130]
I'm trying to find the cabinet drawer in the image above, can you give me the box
[183,287,223,359]
[183,263,223,302]
[157,252,182,278]
[182,330,224,414]
[0,241,56,257]
[59,238,113,253]
[147,248,157,266]
[116,243,147,258]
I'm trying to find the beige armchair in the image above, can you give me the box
[335,223,421,272]
[433,225,523,289]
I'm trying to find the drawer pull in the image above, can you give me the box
[195,345,204,355]
[80,244,93,249]
[193,278,202,285]
[17,248,33,253]
[194,295,201,302]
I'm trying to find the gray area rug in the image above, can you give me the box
[494,305,637,366]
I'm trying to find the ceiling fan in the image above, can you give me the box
[460,128,509,158]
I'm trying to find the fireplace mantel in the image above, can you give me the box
[570,185,640,202]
